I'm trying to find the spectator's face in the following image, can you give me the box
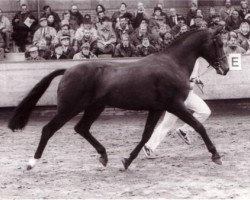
[232,11,239,19]
[98,12,105,18]
[120,18,127,28]
[71,5,78,13]
[155,10,161,17]
[55,46,63,55]
[241,1,248,9]
[178,19,185,25]
[241,23,249,34]
[229,37,238,46]
[140,25,147,35]
[82,47,90,55]
[225,0,231,8]
[142,38,150,47]
[122,37,129,47]
[45,7,51,15]
[61,39,70,46]
[103,21,110,29]
[197,10,202,17]
[40,20,48,27]
[209,8,216,16]
[170,9,176,16]
[159,25,167,34]
[164,32,172,40]
[21,5,27,12]
[221,33,228,44]
[137,3,144,12]
[97,5,103,13]
[195,18,202,26]
[190,4,197,12]
[120,4,127,13]
[83,30,91,39]
[48,15,55,23]
[212,17,220,24]
[180,25,188,33]
[200,22,207,29]
[30,50,39,58]
[61,26,69,34]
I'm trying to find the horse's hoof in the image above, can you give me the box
[99,155,108,167]
[212,155,222,165]
[121,158,130,170]
[27,165,33,170]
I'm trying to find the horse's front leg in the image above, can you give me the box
[122,111,163,170]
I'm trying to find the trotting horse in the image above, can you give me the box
[8,27,229,171]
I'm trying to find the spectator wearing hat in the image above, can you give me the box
[75,14,98,43]
[74,29,98,54]
[114,33,137,57]
[69,5,84,30]
[190,15,204,29]
[12,4,38,52]
[155,3,168,20]
[114,16,134,43]
[220,0,235,21]
[111,2,133,29]
[60,35,75,59]
[167,8,180,28]
[239,0,250,20]
[132,2,149,29]
[41,5,61,31]
[53,24,75,46]
[51,43,67,60]
[226,10,243,31]
[73,42,97,60]
[26,45,45,61]
[0,9,11,52]
[33,17,57,47]
[136,35,157,57]
[171,15,186,36]
[97,16,116,55]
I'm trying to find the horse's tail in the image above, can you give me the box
[8,69,66,131]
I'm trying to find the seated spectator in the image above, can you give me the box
[97,17,116,55]
[115,16,134,43]
[95,11,107,30]
[69,5,84,30]
[186,2,198,26]
[74,29,98,55]
[33,17,57,47]
[226,10,243,31]
[199,20,208,30]
[51,44,67,60]
[73,42,97,60]
[160,31,173,50]
[60,35,75,59]
[206,7,217,26]
[12,3,38,52]
[41,5,61,31]
[25,45,45,60]
[190,16,204,29]
[167,8,179,28]
[224,34,246,54]
[208,14,221,29]
[237,22,250,51]
[130,23,155,47]
[37,41,52,60]
[149,7,168,35]
[220,0,235,21]
[111,2,133,29]
[221,31,229,50]
[178,24,190,35]
[54,24,75,46]
[155,3,168,19]
[196,9,204,19]
[239,0,250,20]
[136,35,157,57]
[75,14,98,44]
[114,34,137,57]
[0,9,11,52]
[171,15,186,36]
[156,23,171,44]
[132,2,149,29]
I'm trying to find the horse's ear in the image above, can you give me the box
[210,26,224,37]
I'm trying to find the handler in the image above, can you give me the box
[143,58,211,158]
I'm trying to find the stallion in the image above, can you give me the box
[8,27,229,170]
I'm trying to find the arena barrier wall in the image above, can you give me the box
[0,55,250,108]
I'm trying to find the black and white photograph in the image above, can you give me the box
[0,0,250,199]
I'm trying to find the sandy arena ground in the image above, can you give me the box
[0,101,250,199]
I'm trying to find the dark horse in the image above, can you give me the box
[8,27,229,170]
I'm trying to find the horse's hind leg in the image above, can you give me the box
[171,102,222,165]
[27,114,72,170]
[122,111,163,170]
[74,106,108,167]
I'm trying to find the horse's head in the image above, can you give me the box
[202,26,229,75]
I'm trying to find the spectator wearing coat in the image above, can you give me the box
[114,34,137,57]
[0,9,11,52]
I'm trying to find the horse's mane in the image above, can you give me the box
[161,28,207,52]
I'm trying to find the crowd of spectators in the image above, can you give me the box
[1,0,250,61]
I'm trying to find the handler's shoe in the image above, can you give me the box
[142,145,156,159]
[176,129,191,145]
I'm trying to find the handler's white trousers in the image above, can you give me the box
[145,90,211,152]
